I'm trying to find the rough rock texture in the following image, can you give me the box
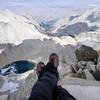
[86,61,96,72]
[0,95,8,100]
[0,70,37,100]
[0,77,5,88]
[75,45,98,61]
[71,60,98,80]
[97,54,100,70]
[0,39,76,68]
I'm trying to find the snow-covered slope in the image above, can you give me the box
[0,8,100,100]
[0,10,49,45]
[1,9,100,47]
[44,8,100,39]
[51,17,70,33]
[70,7,100,27]
[40,8,100,48]
[0,10,77,48]
[0,69,36,93]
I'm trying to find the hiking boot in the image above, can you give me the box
[49,53,59,68]
[36,62,45,76]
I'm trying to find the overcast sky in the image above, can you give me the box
[0,0,100,8]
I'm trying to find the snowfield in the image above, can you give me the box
[0,10,49,45]
[0,8,100,100]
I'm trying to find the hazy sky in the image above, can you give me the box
[0,0,100,8]
[0,0,100,20]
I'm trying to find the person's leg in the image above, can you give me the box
[92,70,100,81]
[28,53,59,100]
[54,85,76,100]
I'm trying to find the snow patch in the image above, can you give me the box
[53,36,77,46]
[0,49,5,54]
[63,85,100,100]
[0,10,49,45]
[0,80,19,93]
[16,69,34,81]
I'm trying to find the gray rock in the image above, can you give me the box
[86,61,96,72]
[0,70,37,100]
[0,95,8,100]
[71,64,79,73]
[75,45,98,61]
[74,68,86,79]
[0,76,5,88]
[97,55,100,70]
[77,61,87,69]
[84,69,95,80]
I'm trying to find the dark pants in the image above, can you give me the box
[54,86,76,100]
[92,70,100,81]
[28,63,76,100]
